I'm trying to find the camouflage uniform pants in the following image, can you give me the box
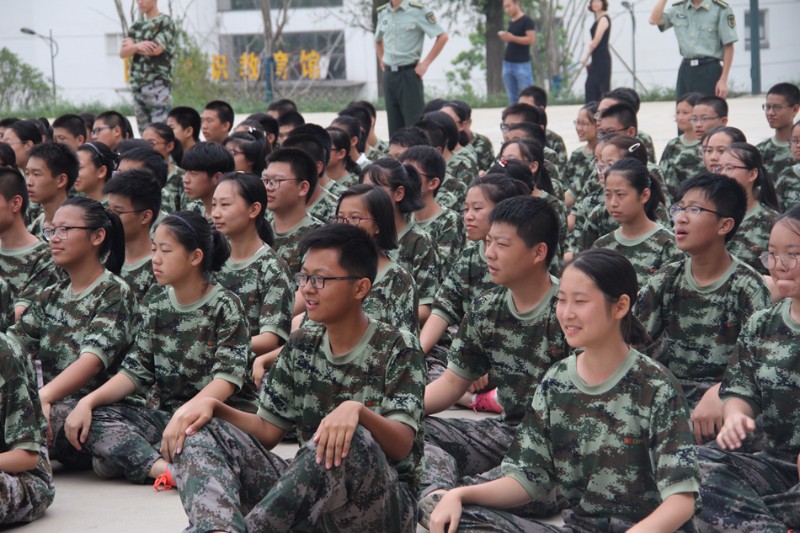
[697,447,800,532]
[172,418,417,533]
[133,79,171,134]
[49,399,91,469]
[0,451,54,525]
[83,404,169,484]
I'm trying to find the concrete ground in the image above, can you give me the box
[12,95,772,532]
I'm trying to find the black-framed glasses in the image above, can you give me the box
[596,128,624,139]
[91,126,114,136]
[43,225,99,241]
[760,252,799,270]
[331,215,374,224]
[294,273,360,289]
[261,177,295,189]
[109,207,145,216]
[718,164,749,174]
[668,204,726,220]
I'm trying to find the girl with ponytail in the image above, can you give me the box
[63,210,253,491]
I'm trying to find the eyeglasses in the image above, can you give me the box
[91,126,114,136]
[718,164,749,173]
[499,123,511,132]
[146,140,166,148]
[108,207,144,216]
[596,128,624,139]
[762,103,790,112]
[331,215,374,224]
[689,115,720,124]
[573,120,594,127]
[759,251,799,270]
[595,162,611,174]
[790,137,800,146]
[227,149,245,156]
[261,177,295,189]
[294,272,360,289]
[43,225,98,241]
[668,204,726,220]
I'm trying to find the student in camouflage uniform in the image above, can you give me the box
[326,126,362,190]
[635,174,771,445]
[442,100,495,173]
[75,141,116,205]
[756,83,799,180]
[164,224,425,531]
[0,332,54,525]
[718,142,781,274]
[564,102,598,205]
[774,121,800,210]
[104,170,161,304]
[660,92,704,201]
[6,198,137,469]
[180,142,235,221]
[120,0,176,133]
[698,206,800,532]
[64,212,253,490]
[25,142,79,239]
[423,111,480,188]
[141,122,185,215]
[0,279,11,332]
[595,90,658,163]
[210,174,294,387]
[423,249,700,533]
[593,159,682,286]
[421,197,569,506]
[518,86,570,167]
[0,167,62,322]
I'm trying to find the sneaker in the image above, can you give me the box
[153,467,176,492]
[92,456,123,480]
[470,388,502,414]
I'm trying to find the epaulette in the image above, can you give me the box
[712,0,729,7]
[377,3,389,11]
[672,0,686,5]
[409,1,425,8]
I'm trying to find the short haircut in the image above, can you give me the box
[519,85,548,107]
[767,82,800,107]
[422,98,447,113]
[677,91,704,107]
[389,126,431,149]
[300,223,379,284]
[182,142,236,176]
[336,184,398,251]
[278,110,305,129]
[411,120,446,151]
[78,113,95,136]
[351,100,377,119]
[489,195,560,265]
[397,145,446,184]
[507,122,547,146]
[288,123,332,166]
[695,96,729,118]
[168,106,202,141]
[103,169,162,222]
[204,100,235,128]
[0,118,20,129]
[677,173,747,242]
[119,146,169,188]
[52,114,86,139]
[587,0,609,11]
[246,112,279,139]
[267,98,298,118]
[599,103,638,131]
[282,133,327,175]
[266,147,318,201]
[0,167,29,214]
[28,142,79,189]
[605,87,641,112]
[339,104,372,137]
[96,110,134,139]
[423,111,458,151]
[502,103,543,124]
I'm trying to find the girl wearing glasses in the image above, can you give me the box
[698,205,800,531]
[774,120,800,212]
[701,126,746,173]
[63,211,252,491]
[660,92,704,201]
[326,126,361,189]
[565,101,599,208]
[76,142,117,205]
[223,131,268,176]
[141,122,184,215]
[210,173,293,389]
[6,197,136,471]
[717,142,780,274]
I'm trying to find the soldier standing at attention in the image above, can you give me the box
[375,0,448,136]
[649,0,737,98]
[120,0,176,134]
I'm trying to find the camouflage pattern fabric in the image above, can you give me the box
[436,188,461,213]
[593,225,683,287]
[0,333,54,524]
[500,350,700,526]
[120,256,157,304]
[389,220,441,305]
[127,14,176,90]
[440,173,468,209]
[635,256,771,406]
[271,214,324,276]
[0,278,12,333]
[307,187,339,224]
[638,131,658,164]
[430,240,494,327]
[774,164,800,212]
[564,146,595,200]
[161,166,185,215]
[728,202,780,275]
[545,128,568,168]
[447,147,480,187]
[366,138,389,161]
[659,135,703,202]
[120,284,254,414]
[26,214,45,241]
[133,80,171,132]
[322,178,346,198]
[332,171,360,190]
[414,207,465,278]
[470,132,495,173]
[364,260,419,334]
[757,137,794,183]
[0,239,61,310]
[544,148,562,180]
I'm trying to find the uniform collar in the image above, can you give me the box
[390,0,410,11]
[688,0,710,11]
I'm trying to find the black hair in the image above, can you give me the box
[281,133,326,176]
[489,195,560,265]
[397,145,447,196]
[167,106,202,141]
[724,142,780,211]
[677,173,747,242]
[606,158,665,221]
[775,203,800,234]
[96,111,134,140]
[119,146,169,188]
[468,174,531,203]
[389,126,431,150]
[489,159,535,192]
[701,125,747,145]
[565,248,651,345]
[204,100,235,129]
[288,123,333,166]
[78,142,119,182]
[265,148,318,202]
[35,117,51,141]
[410,120,445,151]
[695,96,729,119]
[336,184,398,251]
[424,111,459,151]
[0,167,28,214]
[246,112,279,141]
[0,144,17,169]
[299,223,378,284]
[236,119,267,137]
[224,132,267,175]
[501,103,543,125]
[676,91,704,106]
[327,127,361,174]
[103,169,162,224]
[278,110,305,129]
[599,103,637,132]
[267,98,298,118]
[507,122,547,146]
[360,158,424,213]
[330,115,363,153]
[498,139,555,195]
[146,122,184,167]
[519,85,548,107]
[339,104,373,140]
[61,196,126,275]
[217,172,274,246]
[28,142,79,189]
[182,142,236,177]
[603,136,650,166]
[442,100,471,146]
[350,100,377,119]
[52,114,87,140]
[116,139,152,153]
[78,113,95,138]
[605,87,641,112]
[767,83,800,107]
[7,119,43,146]
[422,98,447,113]
[0,118,20,128]
[158,211,231,276]
[580,101,599,123]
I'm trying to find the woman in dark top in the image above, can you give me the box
[583,0,611,103]
[499,0,537,105]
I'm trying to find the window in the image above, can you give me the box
[744,9,769,51]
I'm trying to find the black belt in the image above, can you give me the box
[386,62,418,72]
[682,57,720,67]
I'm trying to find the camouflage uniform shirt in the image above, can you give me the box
[659,135,703,202]
[728,202,780,274]
[774,164,800,212]
[271,214,324,276]
[447,148,479,187]
[0,240,60,310]
[413,207,464,277]
[161,165,185,215]
[470,133,495,173]
[390,221,441,305]
[364,260,419,334]
[593,225,683,287]
[127,13,177,90]
[564,146,595,200]
[0,279,11,332]
[431,240,494,327]
[120,256,157,304]
[439,173,468,209]
[545,128,568,167]
[757,137,794,182]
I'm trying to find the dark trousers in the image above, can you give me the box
[383,68,424,136]
[676,60,722,98]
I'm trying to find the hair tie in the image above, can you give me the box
[628,143,641,153]
[166,214,198,239]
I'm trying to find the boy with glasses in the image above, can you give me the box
[691,95,728,140]
[757,83,800,179]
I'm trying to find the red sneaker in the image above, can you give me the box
[470,389,502,414]
[153,467,176,492]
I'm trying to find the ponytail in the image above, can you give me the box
[61,197,126,275]
[606,158,666,222]
[160,211,231,278]
[217,172,275,247]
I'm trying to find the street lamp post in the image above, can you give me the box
[621,1,637,90]
[20,27,59,102]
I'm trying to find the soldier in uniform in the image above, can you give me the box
[375,0,448,136]
[120,0,176,134]
[650,0,738,98]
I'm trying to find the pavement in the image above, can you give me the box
[13,95,773,532]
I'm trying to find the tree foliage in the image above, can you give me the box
[0,48,52,111]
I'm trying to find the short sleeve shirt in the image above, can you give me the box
[505,15,536,62]
[390,221,441,306]
[375,0,445,67]
[660,0,738,59]
[0,240,61,309]
[364,260,419,334]
[120,256,158,304]
[593,225,683,288]
[271,214,324,276]
[431,240,494,327]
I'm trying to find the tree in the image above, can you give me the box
[0,48,52,111]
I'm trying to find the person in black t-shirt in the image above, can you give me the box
[498,0,536,105]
